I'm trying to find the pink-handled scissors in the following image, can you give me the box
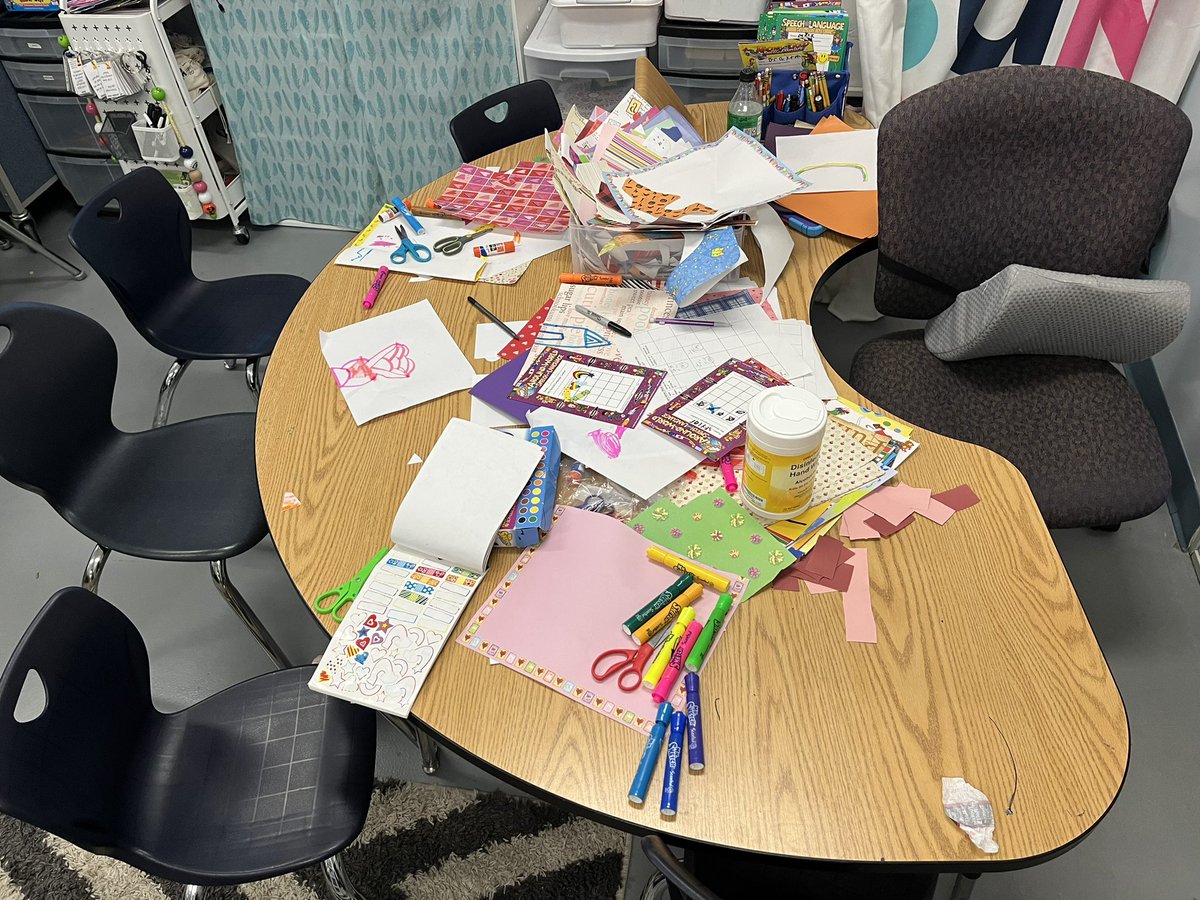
[591,643,656,693]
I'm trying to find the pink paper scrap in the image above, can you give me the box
[916,497,957,525]
[840,548,876,643]
[839,503,882,540]
[858,483,933,527]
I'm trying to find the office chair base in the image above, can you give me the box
[208,559,292,669]
[245,358,261,398]
[322,853,366,900]
[385,715,441,774]
[154,358,191,428]
[82,544,111,593]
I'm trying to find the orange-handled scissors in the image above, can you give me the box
[591,643,656,693]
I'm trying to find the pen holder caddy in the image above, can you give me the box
[759,44,852,131]
[131,123,180,163]
[97,112,143,162]
[569,222,748,281]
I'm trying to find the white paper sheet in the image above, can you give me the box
[389,418,542,573]
[333,215,569,282]
[526,400,703,500]
[775,130,878,193]
[474,320,526,361]
[605,129,809,225]
[777,320,839,400]
[319,300,476,426]
[749,204,795,298]
[531,284,677,363]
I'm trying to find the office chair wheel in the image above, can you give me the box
[234,226,250,245]
[1092,523,1121,533]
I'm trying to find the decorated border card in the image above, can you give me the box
[642,358,788,458]
[508,348,666,427]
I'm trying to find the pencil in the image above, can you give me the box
[466,296,518,339]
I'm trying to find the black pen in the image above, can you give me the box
[575,304,632,338]
[467,296,518,339]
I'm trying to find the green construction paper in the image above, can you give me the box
[629,488,794,599]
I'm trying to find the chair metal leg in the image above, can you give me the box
[223,358,240,370]
[949,873,980,900]
[321,853,366,900]
[154,358,191,428]
[245,357,261,398]
[384,714,441,774]
[208,559,292,668]
[183,886,207,900]
[0,216,86,280]
[81,545,111,593]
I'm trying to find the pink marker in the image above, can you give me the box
[719,454,737,493]
[362,266,389,310]
[652,621,703,704]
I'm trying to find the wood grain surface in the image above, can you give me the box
[256,103,1127,866]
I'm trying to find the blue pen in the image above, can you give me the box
[393,195,425,235]
[781,212,827,238]
[660,711,687,817]
[629,701,673,805]
[685,673,705,771]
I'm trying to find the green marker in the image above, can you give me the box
[622,573,694,636]
[685,592,734,672]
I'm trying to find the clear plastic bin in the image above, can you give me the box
[0,26,65,61]
[548,0,661,49]
[524,4,644,85]
[663,0,764,24]
[657,33,748,76]
[132,123,179,163]
[47,153,123,206]
[664,73,740,106]
[1,59,68,93]
[18,93,106,156]
[569,222,746,281]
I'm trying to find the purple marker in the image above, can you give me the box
[685,672,705,771]
[660,710,687,816]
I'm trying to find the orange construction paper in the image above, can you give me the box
[777,116,878,239]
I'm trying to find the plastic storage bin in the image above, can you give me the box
[664,0,764,24]
[548,0,661,49]
[664,73,739,105]
[525,4,644,86]
[132,123,180,163]
[0,26,65,61]
[46,153,123,206]
[653,21,755,76]
[569,222,746,280]
[2,58,67,93]
[18,93,106,156]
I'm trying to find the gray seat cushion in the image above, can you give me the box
[925,265,1190,362]
[849,331,1170,529]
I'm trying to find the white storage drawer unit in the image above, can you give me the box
[663,0,764,24]
[525,3,644,87]
[548,0,661,49]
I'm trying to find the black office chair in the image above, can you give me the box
[68,168,310,427]
[0,302,290,668]
[842,66,1192,529]
[640,835,938,900]
[449,79,563,162]
[0,588,376,899]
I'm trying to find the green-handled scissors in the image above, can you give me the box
[313,547,389,622]
[433,224,495,256]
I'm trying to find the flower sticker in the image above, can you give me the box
[713,497,725,508]
[633,523,645,534]
[710,530,724,542]
[729,549,741,559]
[670,527,682,538]
[749,533,763,544]
[729,513,745,528]
[692,513,703,521]
[768,549,787,565]
[652,507,669,521]
[686,544,703,560]
[748,566,760,579]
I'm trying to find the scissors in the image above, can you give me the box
[313,547,389,622]
[433,224,496,256]
[591,642,657,693]
[390,225,432,265]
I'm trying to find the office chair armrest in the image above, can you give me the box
[640,835,724,900]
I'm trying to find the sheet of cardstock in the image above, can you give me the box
[334,213,567,283]
[433,161,570,233]
[775,116,878,239]
[604,128,809,226]
[388,418,542,573]
[470,374,526,428]
[499,295,556,360]
[776,129,878,193]
[749,204,795,298]
[509,349,665,427]
[666,227,748,307]
[319,300,476,426]
[470,353,533,424]
[529,284,677,363]
[474,320,526,361]
[643,359,788,458]
[460,506,744,734]
[934,484,981,512]
[858,483,932,527]
[309,546,484,718]
[630,489,795,599]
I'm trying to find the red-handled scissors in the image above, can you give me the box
[591,643,656,693]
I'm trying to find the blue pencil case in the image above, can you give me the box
[761,44,852,131]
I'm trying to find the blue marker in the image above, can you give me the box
[780,211,826,238]
[660,711,687,816]
[392,195,425,235]
[629,702,674,805]
[685,673,705,771]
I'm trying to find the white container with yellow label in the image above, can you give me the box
[740,386,827,522]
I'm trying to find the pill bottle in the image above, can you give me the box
[740,386,826,521]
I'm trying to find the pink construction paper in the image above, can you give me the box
[839,504,882,540]
[797,535,844,580]
[460,506,741,733]
[916,498,956,525]
[864,513,915,537]
[858,484,933,526]
[840,548,876,643]
[801,562,854,593]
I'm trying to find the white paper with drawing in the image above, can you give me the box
[603,129,809,225]
[308,419,542,717]
[319,300,476,425]
[775,130,878,193]
[531,284,676,362]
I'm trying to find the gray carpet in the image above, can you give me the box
[0,781,631,900]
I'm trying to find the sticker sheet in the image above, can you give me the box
[433,161,571,233]
[509,348,665,427]
[309,547,484,718]
[643,359,788,458]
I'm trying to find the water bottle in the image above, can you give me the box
[727,66,763,137]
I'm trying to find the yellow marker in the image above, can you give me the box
[646,547,732,593]
[643,607,696,689]
[631,583,702,645]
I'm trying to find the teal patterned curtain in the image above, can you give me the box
[192,0,518,228]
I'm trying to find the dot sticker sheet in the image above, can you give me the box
[433,161,570,234]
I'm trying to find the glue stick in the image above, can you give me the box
[473,232,521,257]
[740,386,827,522]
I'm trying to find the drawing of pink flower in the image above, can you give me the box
[670,528,682,538]
[710,530,724,542]
[686,544,703,560]
[748,566,760,579]
[652,507,669,521]
[633,523,645,534]
[749,533,763,544]
[729,513,745,528]
[712,497,725,508]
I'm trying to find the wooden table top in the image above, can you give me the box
[256,101,1127,868]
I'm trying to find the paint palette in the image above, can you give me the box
[496,427,562,548]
